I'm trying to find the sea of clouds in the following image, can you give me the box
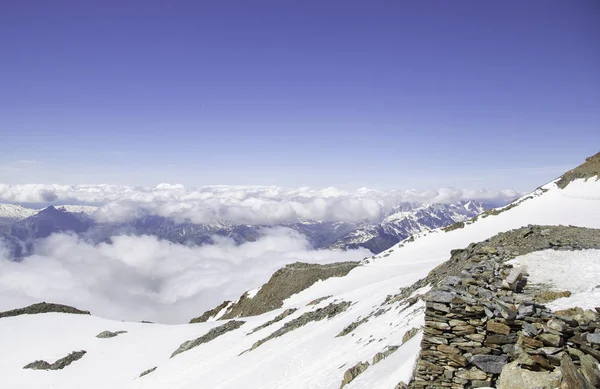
[0,184,521,323]
[0,183,521,224]
[0,228,372,323]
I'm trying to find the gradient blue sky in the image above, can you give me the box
[1,0,598,190]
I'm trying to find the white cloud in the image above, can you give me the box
[0,184,522,224]
[0,229,372,323]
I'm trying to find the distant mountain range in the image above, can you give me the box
[0,200,502,258]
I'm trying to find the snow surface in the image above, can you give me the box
[0,178,599,389]
[510,249,600,311]
[0,203,37,220]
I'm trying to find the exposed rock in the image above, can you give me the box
[171,320,245,358]
[23,360,51,370]
[189,300,231,323]
[402,327,420,344]
[0,302,90,319]
[249,301,351,351]
[340,361,369,388]
[372,346,399,365]
[497,361,561,389]
[96,330,127,338]
[556,151,600,189]
[337,316,369,337]
[248,308,297,334]
[23,350,87,370]
[139,367,157,377]
[203,262,359,320]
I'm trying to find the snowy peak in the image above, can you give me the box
[0,204,37,222]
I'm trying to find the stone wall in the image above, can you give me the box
[408,234,600,388]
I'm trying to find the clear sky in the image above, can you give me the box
[1,0,598,191]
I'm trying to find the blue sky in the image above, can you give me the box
[1,0,598,191]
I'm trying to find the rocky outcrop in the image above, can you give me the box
[0,302,90,319]
[556,151,600,189]
[189,300,232,323]
[248,308,297,335]
[407,225,600,388]
[340,361,370,388]
[247,301,351,352]
[23,350,87,370]
[139,366,157,377]
[372,345,399,365]
[171,320,245,358]
[96,330,127,338]
[197,261,359,320]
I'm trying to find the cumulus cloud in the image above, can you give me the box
[0,229,371,323]
[0,184,522,224]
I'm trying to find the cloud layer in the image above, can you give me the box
[0,229,371,323]
[0,184,521,224]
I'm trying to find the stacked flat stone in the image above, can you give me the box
[409,246,600,389]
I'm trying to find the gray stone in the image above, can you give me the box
[586,332,600,345]
[502,267,523,291]
[546,318,567,332]
[470,354,509,374]
[139,367,157,377]
[96,330,127,338]
[496,361,561,389]
[518,304,535,317]
[494,300,517,320]
[444,276,463,286]
[426,290,456,303]
[522,321,539,337]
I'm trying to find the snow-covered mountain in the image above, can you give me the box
[0,200,497,256]
[327,200,487,252]
[0,203,37,223]
[0,153,598,389]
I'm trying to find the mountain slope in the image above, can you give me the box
[0,154,598,389]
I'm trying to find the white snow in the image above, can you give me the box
[509,249,600,311]
[0,203,37,220]
[0,178,598,389]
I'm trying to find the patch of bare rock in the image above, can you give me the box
[23,350,87,370]
[247,301,351,352]
[171,320,245,358]
[0,302,90,319]
[194,261,359,321]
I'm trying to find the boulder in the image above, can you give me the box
[497,361,562,389]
